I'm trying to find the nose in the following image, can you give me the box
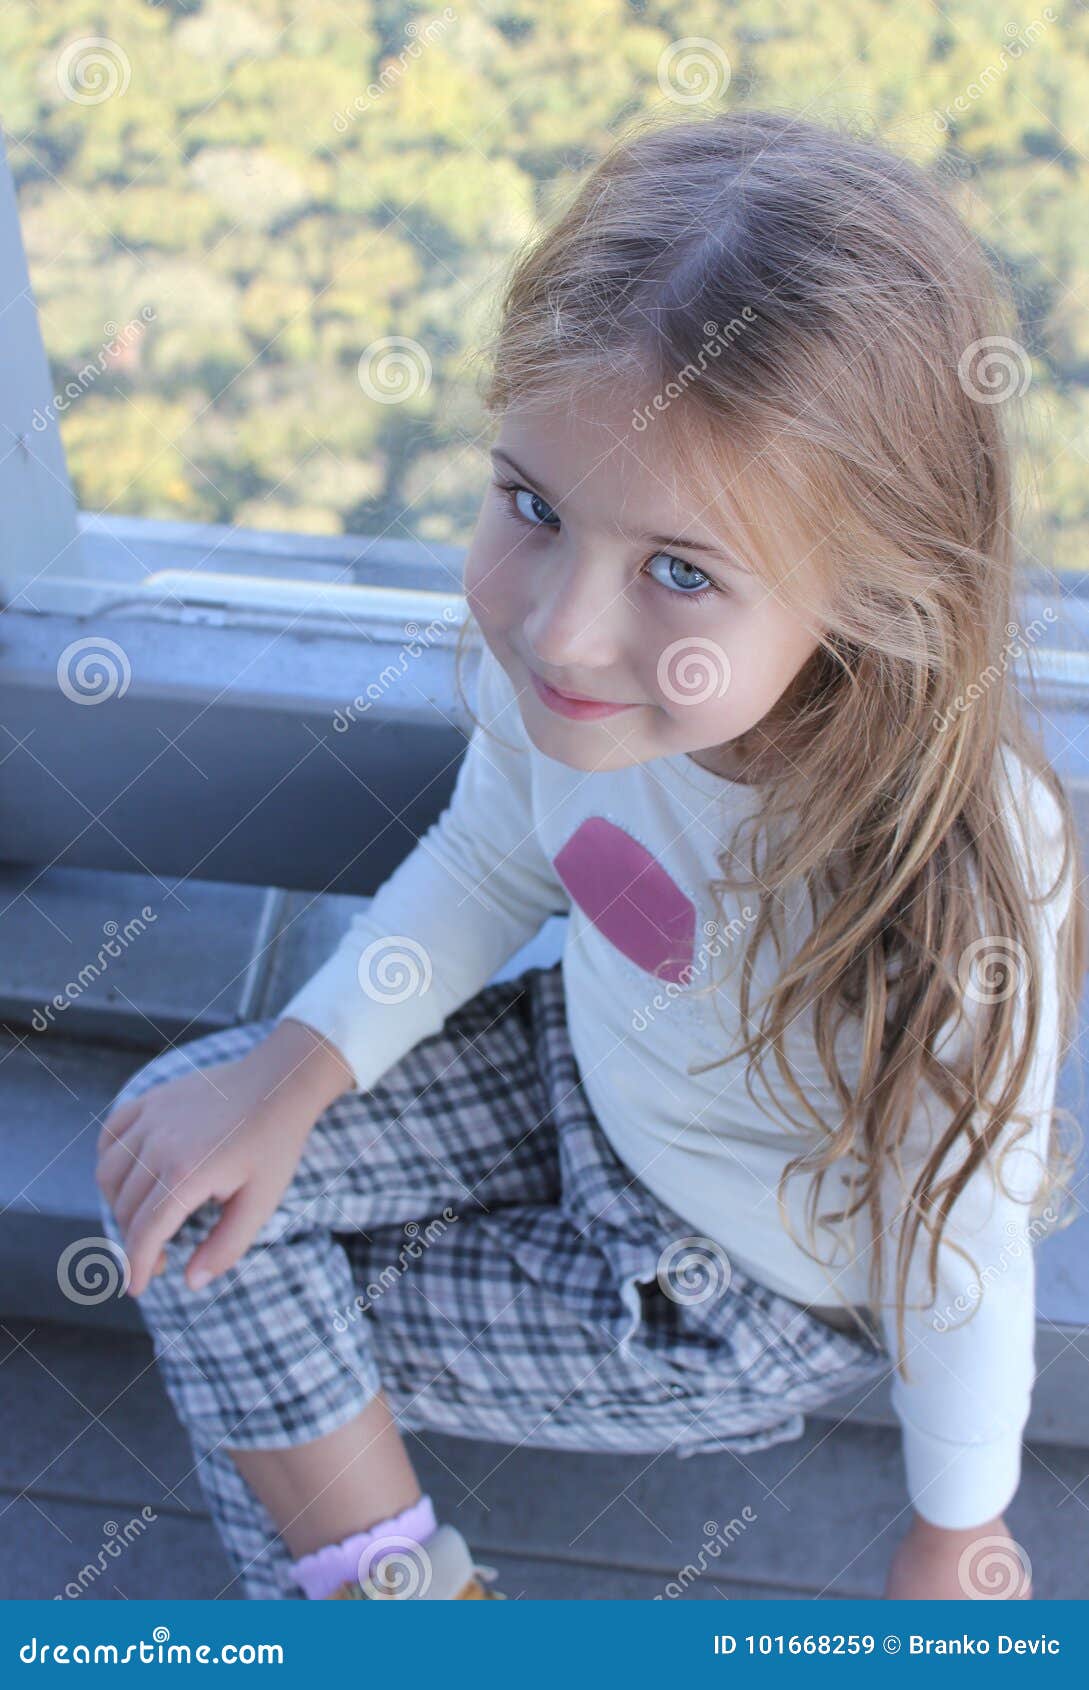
[521,551,629,677]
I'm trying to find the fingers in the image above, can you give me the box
[124,1173,212,1299]
[97,1126,152,1214]
[97,1097,143,1152]
[110,1160,161,1239]
[95,1110,149,1210]
[97,1130,186,1291]
[184,1184,269,1290]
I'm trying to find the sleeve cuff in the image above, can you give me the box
[275,1000,363,1094]
[899,1417,1024,1529]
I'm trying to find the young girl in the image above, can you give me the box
[96,108,1085,1603]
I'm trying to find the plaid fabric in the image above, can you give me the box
[97,960,889,1600]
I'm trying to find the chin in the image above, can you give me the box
[523,724,595,770]
[520,717,628,774]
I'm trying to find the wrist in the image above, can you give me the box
[252,1017,356,1114]
[907,1510,1006,1545]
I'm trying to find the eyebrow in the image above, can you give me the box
[489,448,753,576]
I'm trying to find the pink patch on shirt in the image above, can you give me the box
[552,816,695,983]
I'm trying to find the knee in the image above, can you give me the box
[95,1189,224,1318]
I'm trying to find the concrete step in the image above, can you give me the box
[2,1318,1086,1600]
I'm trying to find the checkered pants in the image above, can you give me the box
[97,961,889,1599]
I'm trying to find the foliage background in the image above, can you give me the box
[3,0,1088,573]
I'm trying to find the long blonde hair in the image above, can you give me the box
[453,106,1087,1379]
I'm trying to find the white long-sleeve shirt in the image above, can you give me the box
[278,636,1074,1529]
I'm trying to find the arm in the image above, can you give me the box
[876,1115,1044,1599]
[876,764,1074,1595]
[273,638,568,1094]
[885,1511,1032,1599]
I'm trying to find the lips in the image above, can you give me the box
[550,683,608,704]
[529,669,635,721]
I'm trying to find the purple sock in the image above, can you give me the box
[289,1494,438,1599]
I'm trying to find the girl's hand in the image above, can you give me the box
[884,1513,1032,1600]
[95,1019,354,1299]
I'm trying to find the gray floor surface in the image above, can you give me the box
[2,1317,1085,1602]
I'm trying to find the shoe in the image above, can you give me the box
[326,1524,506,1600]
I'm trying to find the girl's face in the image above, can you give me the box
[463,386,828,779]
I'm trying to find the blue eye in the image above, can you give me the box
[646,553,715,599]
[498,483,558,528]
[493,479,722,606]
